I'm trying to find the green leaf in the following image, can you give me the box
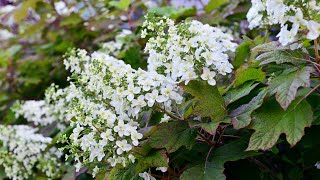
[109,0,131,10]
[0,166,6,180]
[254,42,308,65]
[200,121,221,135]
[183,81,227,121]
[224,81,259,105]
[204,0,228,13]
[233,41,251,69]
[135,150,168,173]
[132,143,152,158]
[60,14,82,26]
[13,0,41,22]
[148,121,197,153]
[148,6,196,19]
[267,66,313,110]
[178,99,196,119]
[230,89,267,129]
[247,98,313,151]
[234,67,265,87]
[180,139,259,180]
[0,45,22,62]
[108,163,141,180]
[252,41,282,52]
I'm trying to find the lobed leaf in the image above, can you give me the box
[247,98,313,151]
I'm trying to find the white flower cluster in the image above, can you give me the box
[247,0,320,46]
[13,85,74,130]
[100,29,133,57]
[0,125,63,180]
[142,15,236,86]
[62,49,183,169]
[14,100,56,126]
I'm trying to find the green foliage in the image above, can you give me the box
[148,6,196,19]
[148,121,197,153]
[234,66,266,87]
[180,139,259,180]
[183,81,227,121]
[266,66,313,110]
[224,81,259,105]
[109,0,131,10]
[247,98,313,151]
[254,42,308,65]
[13,0,41,22]
[229,88,267,129]
[233,41,251,69]
[204,0,228,13]
[108,164,141,180]
[135,150,168,173]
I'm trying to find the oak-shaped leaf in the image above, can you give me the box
[246,98,313,151]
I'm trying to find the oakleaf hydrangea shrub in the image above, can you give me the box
[2,0,320,179]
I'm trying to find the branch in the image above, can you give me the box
[204,147,214,170]
[315,39,320,64]
[249,158,279,180]
[295,83,320,107]
[197,131,215,147]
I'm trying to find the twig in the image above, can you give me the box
[315,39,320,64]
[216,125,227,144]
[204,147,214,170]
[167,167,179,177]
[249,158,279,180]
[92,124,102,133]
[295,83,320,107]
[197,131,215,147]
[222,134,241,138]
